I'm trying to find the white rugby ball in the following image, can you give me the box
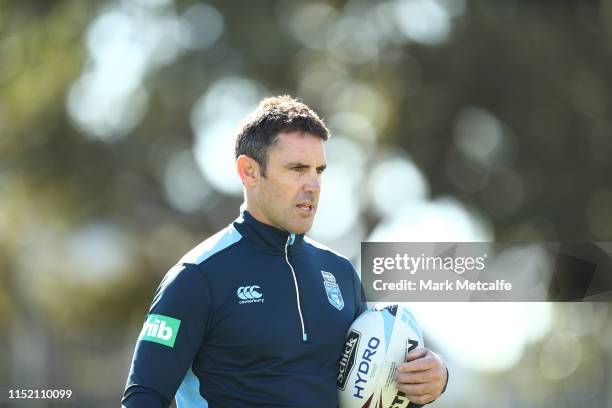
[337,304,424,408]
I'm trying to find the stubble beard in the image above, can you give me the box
[289,208,317,235]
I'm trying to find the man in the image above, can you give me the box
[122,96,448,407]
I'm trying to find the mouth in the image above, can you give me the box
[295,202,315,214]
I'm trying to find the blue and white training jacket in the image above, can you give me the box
[122,210,365,407]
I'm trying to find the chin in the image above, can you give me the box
[289,222,312,235]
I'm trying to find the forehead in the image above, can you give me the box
[268,131,326,163]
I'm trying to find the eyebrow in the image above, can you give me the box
[285,162,327,171]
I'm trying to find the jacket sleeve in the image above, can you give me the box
[122,263,212,407]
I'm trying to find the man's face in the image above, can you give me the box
[251,131,326,234]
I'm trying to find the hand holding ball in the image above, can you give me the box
[337,305,424,408]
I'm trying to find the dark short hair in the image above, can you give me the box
[235,95,330,176]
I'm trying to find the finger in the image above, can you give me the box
[395,370,430,384]
[405,347,428,362]
[396,368,445,389]
[396,382,435,397]
[407,393,434,405]
[397,355,436,372]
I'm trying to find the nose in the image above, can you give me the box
[303,172,321,194]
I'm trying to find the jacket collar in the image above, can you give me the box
[233,208,304,255]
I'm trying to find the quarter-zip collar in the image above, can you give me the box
[233,209,305,256]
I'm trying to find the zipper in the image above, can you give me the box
[285,235,308,342]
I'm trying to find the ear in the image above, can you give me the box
[236,155,261,187]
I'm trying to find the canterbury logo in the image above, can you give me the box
[237,285,264,304]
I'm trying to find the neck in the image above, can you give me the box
[243,196,282,232]
[234,209,304,255]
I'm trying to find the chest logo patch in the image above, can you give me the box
[321,271,344,311]
[237,285,265,304]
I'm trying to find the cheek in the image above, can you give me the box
[270,177,299,200]
[260,173,302,208]
[265,181,285,201]
[260,180,290,211]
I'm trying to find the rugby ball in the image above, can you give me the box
[337,304,424,408]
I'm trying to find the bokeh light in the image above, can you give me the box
[367,153,430,218]
[191,76,267,195]
[162,149,214,213]
[67,0,188,141]
[369,197,493,242]
[393,0,455,46]
[409,302,552,371]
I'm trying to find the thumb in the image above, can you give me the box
[405,347,428,362]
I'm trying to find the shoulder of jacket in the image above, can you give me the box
[303,236,351,264]
[178,224,243,266]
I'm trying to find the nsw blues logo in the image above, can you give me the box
[321,271,344,311]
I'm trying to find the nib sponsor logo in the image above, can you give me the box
[139,314,181,347]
